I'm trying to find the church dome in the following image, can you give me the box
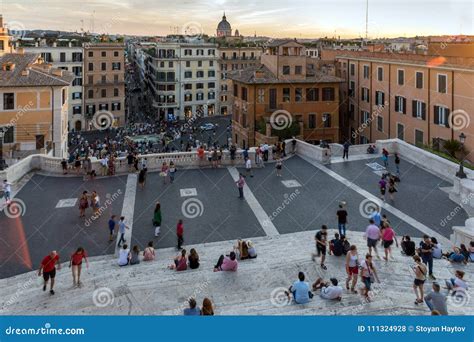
[217,13,231,35]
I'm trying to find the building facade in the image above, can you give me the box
[230,40,342,148]
[141,41,219,120]
[20,40,84,131]
[218,46,262,116]
[334,51,474,157]
[0,53,73,160]
[83,43,126,128]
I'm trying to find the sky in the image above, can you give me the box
[0,0,472,38]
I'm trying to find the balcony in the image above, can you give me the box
[152,101,178,108]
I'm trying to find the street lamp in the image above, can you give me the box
[321,114,327,148]
[456,132,467,179]
[0,127,7,171]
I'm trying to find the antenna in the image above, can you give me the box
[365,0,369,41]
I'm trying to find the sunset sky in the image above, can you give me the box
[0,0,472,38]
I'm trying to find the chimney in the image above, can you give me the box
[52,69,64,76]
[21,68,29,76]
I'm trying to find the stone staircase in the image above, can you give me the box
[1,231,472,316]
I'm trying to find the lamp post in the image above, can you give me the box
[0,127,7,171]
[321,114,327,148]
[456,132,467,179]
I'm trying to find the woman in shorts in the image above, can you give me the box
[413,255,427,305]
[345,245,359,293]
[360,254,379,301]
[382,223,398,261]
[69,247,88,287]
[78,191,89,218]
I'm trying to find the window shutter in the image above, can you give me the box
[445,109,450,128]
[361,111,364,124]
[395,96,399,112]
[381,92,385,106]
[403,98,407,114]
[421,102,426,120]
[434,106,439,124]
[361,89,364,101]
[412,100,417,117]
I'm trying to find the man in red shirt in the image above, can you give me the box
[177,219,184,250]
[38,250,61,295]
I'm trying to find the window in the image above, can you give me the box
[412,100,426,120]
[62,88,66,105]
[233,84,238,97]
[184,71,192,78]
[185,94,192,102]
[350,63,355,76]
[283,88,290,102]
[308,114,316,129]
[295,88,303,102]
[186,61,191,67]
[363,65,370,79]
[73,106,81,115]
[112,62,121,70]
[377,116,383,132]
[208,82,215,88]
[295,66,302,75]
[114,51,119,57]
[184,49,192,56]
[375,91,385,106]
[101,51,106,57]
[209,61,214,67]
[196,71,204,78]
[241,87,248,101]
[72,52,82,62]
[196,83,204,89]
[86,105,96,115]
[196,93,204,101]
[3,93,14,110]
[112,102,121,111]
[88,75,93,84]
[114,88,119,97]
[184,84,192,90]
[114,75,119,83]
[257,88,265,103]
[438,74,447,93]
[101,89,107,98]
[88,63,93,71]
[3,126,14,143]
[101,75,107,84]
[415,129,424,146]
[208,70,215,77]
[434,106,450,127]
[198,61,202,67]
[416,72,423,89]
[395,96,406,114]
[72,78,82,86]
[322,87,335,101]
[377,67,383,81]
[88,90,94,99]
[166,72,175,81]
[322,113,331,128]
[99,104,108,111]
[169,61,174,68]
[72,66,82,76]
[361,87,369,102]
[60,52,66,62]
[349,103,355,120]
[361,110,370,124]
[208,92,215,100]
[283,65,290,75]
[397,123,405,140]
[88,51,93,57]
[349,81,355,97]
[306,88,319,101]
[101,62,106,71]
[72,92,82,100]
[397,69,404,85]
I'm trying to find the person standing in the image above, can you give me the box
[38,250,61,295]
[382,148,389,168]
[176,219,184,250]
[419,235,436,280]
[245,157,253,177]
[275,158,282,177]
[345,245,359,293]
[379,176,387,201]
[236,173,245,199]
[360,254,379,301]
[69,247,89,287]
[394,153,401,175]
[388,176,397,201]
[336,204,348,236]
[101,156,109,176]
[117,216,130,247]
[381,223,398,261]
[2,179,11,204]
[153,202,162,237]
[78,191,89,218]
[160,162,169,184]
[343,140,350,160]
[413,255,428,305]
[263,142,269,161]
[365,219,381,258]
[108,215,117,242]
[138,168,147,189]
[169,161,176,183]
[312,225,328,270]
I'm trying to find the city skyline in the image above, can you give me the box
[0,0,472,38]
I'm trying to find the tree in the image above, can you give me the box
[443,139,462,158]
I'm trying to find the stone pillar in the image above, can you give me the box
[452,218,474,245]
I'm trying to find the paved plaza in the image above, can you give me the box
[0,153,468,279]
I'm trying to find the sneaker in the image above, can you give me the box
[321,264,327,270]
[50,290,55,295]
[43,284,46,291]
[429,274,436,280]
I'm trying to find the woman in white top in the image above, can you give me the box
[345,245,359,294]
[431,237,442,259]
[360,254,380,301]
[118,244,130,266]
